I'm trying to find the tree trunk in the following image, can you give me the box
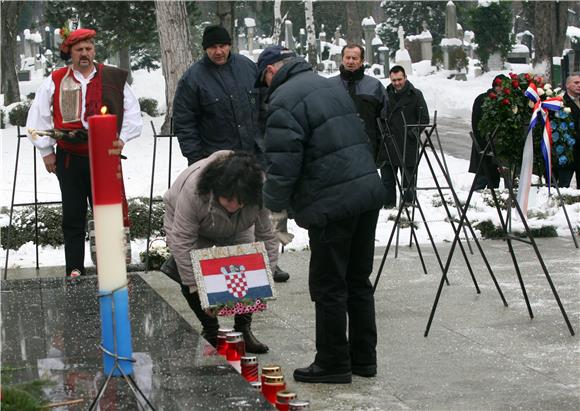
[345,1,363,44]
[155,0,194,134]
[304,0,317,68]
[217,1,237,52]
[118,46,132,84]
[272,0,282,46]
[1,1,22,105]
[532,1,568,83]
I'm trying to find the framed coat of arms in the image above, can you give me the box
[191,242,277,316]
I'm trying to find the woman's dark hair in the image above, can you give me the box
[197,151,264,207]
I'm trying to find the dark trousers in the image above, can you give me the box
[56,149,92,275]
[472,170,500,190]
[555,168,577,188]
[307,209,380,371]
[380,164,415,207]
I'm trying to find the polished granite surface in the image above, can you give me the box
[1,275,273,410]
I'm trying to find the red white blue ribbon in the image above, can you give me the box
[516,83,562,216]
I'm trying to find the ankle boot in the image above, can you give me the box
[181,289,219,347]
[234,314,269,353]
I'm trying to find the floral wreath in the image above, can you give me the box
[479,72,575,171]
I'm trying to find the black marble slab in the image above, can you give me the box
[1,274,273,410]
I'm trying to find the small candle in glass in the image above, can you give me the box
[241,356,259,382]
[288,399,310,410]
[261,364,282,384]
[275,390,297,411]
[217,327,234,356]
[262,374,286,404]
[225,332,245,372]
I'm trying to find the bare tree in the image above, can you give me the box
[344,1,364,43]
[272,0,283,45]
[216,1,237,52]
[155,0,194,133]
[532,1,568,82]
[304,0,317,68]
[1,1,22,105]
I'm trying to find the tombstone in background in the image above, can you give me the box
[521,32,534,59]
[23,29,33,58]
[238,34,247,52]
[245,17,256,54]
[379,46,390,76]
[54,28,63,51]
[318,30,326,60]
[284,20,295,51]
[487,52,504,71]
[507,44,530,64]
[44,26,53,51]
[441,0,461,70]
[299,28,306,55]
[394,26,412,75]
[362,17,376,65]
[372,35,383,65]
[334,26,342,46]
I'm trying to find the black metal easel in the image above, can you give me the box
[144,121,175,272]
[3,126,62,279]
[373,113,506,307]
[424,129,575,337]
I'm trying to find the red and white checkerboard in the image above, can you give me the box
[224,270,248,298]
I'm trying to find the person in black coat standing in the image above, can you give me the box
[557,73,580,188]
[257,46,385,384]
[468,75,506,190]
[329,44,388,166]
[381,65,429,208]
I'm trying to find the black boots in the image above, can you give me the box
[181,288,219,347]
[234,314,269,354]
[273,266,290,282]
[181,289,268,353]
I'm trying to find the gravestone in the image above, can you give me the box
[441,0,461,70]
[394,26,413,75]
[284,20,295,50]
[362,17,376,65]
[245,18,256,54]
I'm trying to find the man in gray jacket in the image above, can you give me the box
[173,25,290,283]
[329,43,388,167]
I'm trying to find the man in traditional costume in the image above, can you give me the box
[26,28,142,277]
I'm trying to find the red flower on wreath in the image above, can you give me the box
[512,80,520,88]
[501,98,510,105]
[503,88,511,95]
[494,78,503,86]
[489,92,497,99]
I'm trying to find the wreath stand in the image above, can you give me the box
[424,129,575,337]
[88,288,156,411]
[373,112,507,310]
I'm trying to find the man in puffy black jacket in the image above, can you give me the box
[257,46,385,384]
[329,43,388,166]
[382,65,429,207]
[173,25,264,166]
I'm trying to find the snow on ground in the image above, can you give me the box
[2,63,579,269]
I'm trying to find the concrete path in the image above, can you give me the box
[8,236,579,410]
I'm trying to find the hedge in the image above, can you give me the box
[1,197,165,250]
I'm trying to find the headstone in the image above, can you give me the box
[521,32,533,58]
[487,52,503,71]
[299,28,306,53]
[334,26,342,46]
[379,46,390,76]
[419,31,433,62]
[245,18,256,54]
[445,1,458,39]
[394,26,412,75]
[284,20,295,51]
[362,17,376,65]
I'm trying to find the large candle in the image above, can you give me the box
[88,107,133,376]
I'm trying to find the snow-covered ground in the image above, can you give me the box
[1,60,578,269]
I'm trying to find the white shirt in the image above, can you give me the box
[26,65,143,157]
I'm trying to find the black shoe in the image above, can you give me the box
[273,266,290,283]
[352,364,377,377]
[293,363,351,384]
[234,314,269,353]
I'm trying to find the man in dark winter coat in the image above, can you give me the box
[256,46,385,384]
[381,65,429,208]
[557,72,580,188]
[469,75,506,189]
[173,25,264,166]
[173,25,290,283]
[329,44,388,166]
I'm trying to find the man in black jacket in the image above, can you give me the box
[329,44,388,166]
[173,25,290,283]
[557,73,580,188]
[469,75,506,190]
[257,46,385,384]
[382,65,429,207]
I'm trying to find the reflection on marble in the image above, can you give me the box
[1,275,273,410]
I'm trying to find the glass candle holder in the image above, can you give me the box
[217,327,234,356]
[275,390,297,411]
[261,364,282,384]
[241,356,259,382]
[262,374,286,404]
[225,332,245,372]
[288,399,310,410]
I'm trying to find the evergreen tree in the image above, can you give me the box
[378,1,446,55]
[44,1,161,72]
[469,1,513,72]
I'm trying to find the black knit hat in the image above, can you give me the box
[202,25,232,50]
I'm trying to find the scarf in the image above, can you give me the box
[339,65,365,98]
[85,63,104,121]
